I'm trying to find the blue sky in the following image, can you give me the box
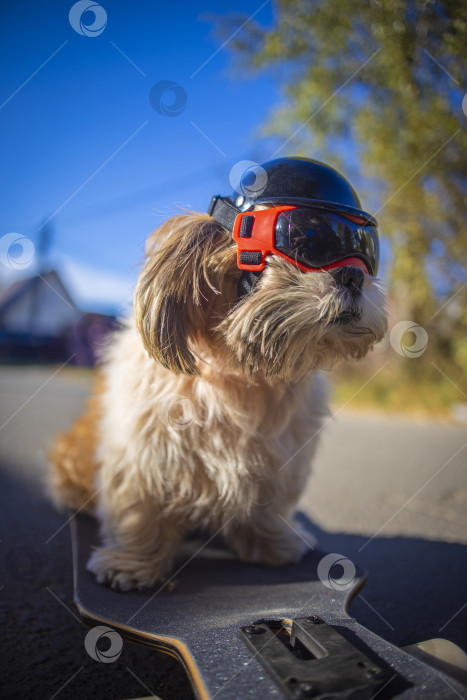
[0,0,289,312]
[0,0,387,314]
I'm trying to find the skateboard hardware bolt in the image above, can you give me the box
[244,625,265,635]
[299,681,315,696]
[366,668,384,680]
[306,616,322,624]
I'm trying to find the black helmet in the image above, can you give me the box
[228,157,376,224]
[208,157,378,296]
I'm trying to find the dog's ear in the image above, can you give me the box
[134,212,236,375]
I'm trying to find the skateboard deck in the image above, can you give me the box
[71,514,467,699]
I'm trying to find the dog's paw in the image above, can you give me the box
[230,520,316,566]
[86,547,168,591]
[253,527,314,566]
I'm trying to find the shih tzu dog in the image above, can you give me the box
[49,157,387,590]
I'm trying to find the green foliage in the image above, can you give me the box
[219,0,467,405]
[333,361,463,419]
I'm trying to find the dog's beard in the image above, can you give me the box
[217,256,388,382]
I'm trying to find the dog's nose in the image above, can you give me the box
[333,266,364,295]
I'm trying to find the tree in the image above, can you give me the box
[219,0,467,401]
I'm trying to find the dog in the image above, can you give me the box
[49,161,388,591]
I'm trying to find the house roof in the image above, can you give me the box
[0,270,78,317]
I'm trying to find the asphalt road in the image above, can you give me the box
[1,365,466,699]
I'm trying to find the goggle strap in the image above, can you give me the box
[208,196,265,298]
[238,269,262,298]
[208,195,239,232]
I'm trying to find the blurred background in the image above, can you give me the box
[0,0,466,416]
[1,1,466,699]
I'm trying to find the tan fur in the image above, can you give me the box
[48,375,104,512]
[49,210,388,590]
[134,213,239,375]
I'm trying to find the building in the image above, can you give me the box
[0,270,118,365]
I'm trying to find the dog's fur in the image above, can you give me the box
[49,211,387,590]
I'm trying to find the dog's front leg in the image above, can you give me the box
[224,509,316,566]
[87,485,183,591]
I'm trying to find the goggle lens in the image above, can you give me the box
[274,208,379,276]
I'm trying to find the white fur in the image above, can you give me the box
[50,212,387,591]
[88,322,327,589]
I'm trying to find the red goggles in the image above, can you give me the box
[209,197,379,277]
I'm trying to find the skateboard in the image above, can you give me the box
[71,513,467,699]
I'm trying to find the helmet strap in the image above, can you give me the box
[208,195,264,298]
[237,269,263,298]
[208,195,239,231]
